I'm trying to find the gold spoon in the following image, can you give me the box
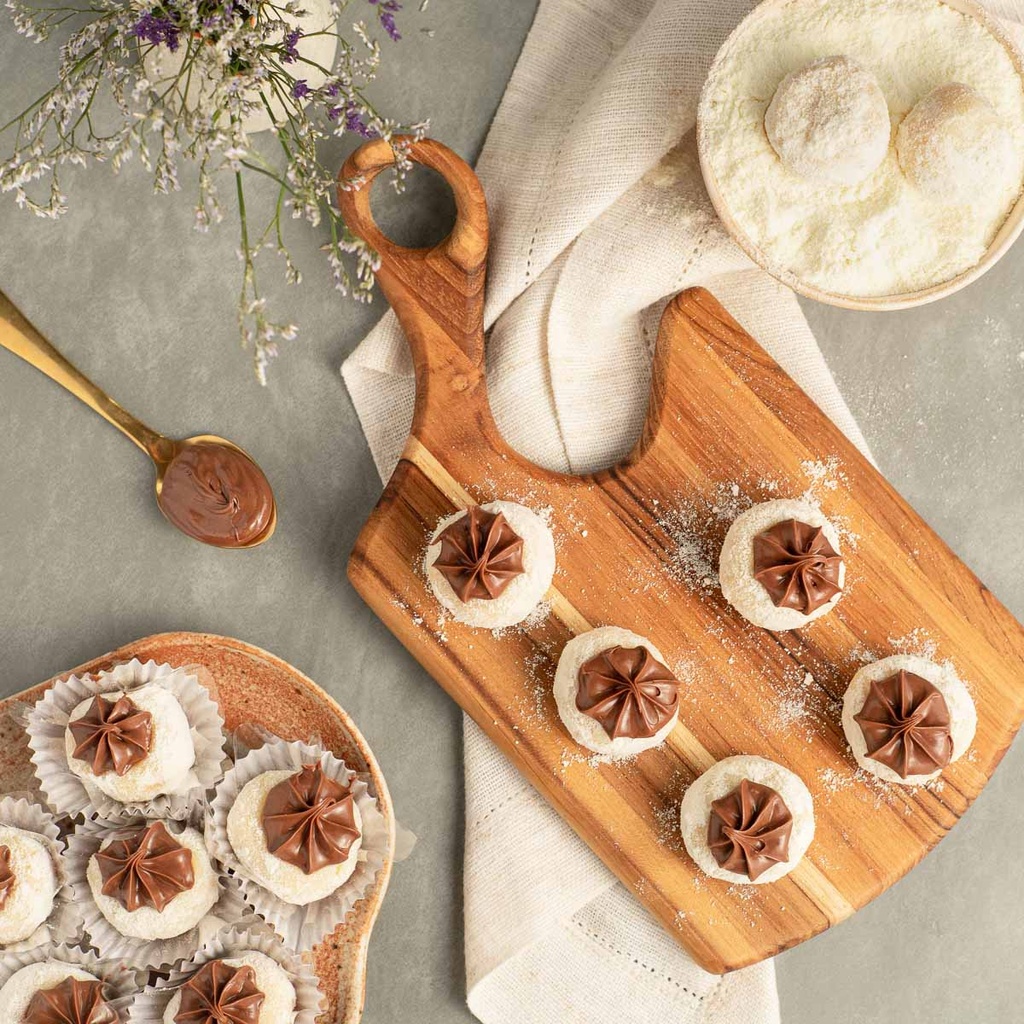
[0,288,277,549]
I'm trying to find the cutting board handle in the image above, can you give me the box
[337,137,490,434]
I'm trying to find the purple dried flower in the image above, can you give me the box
[282,28,302,62]
[292,79,311,99]
[367,0,402,42]
[133,12,180,51]
[329,103,376,138]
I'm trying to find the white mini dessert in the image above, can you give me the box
[765,55,891,186]
[227,767,363,906]
[0,963,103,1020]
[424,500,556,629]
[87,824,220,940]
[0,824,59,947]
[719,498,844,631]
[897,83,1014,206]
[680,754,815,885]
[64,683,196,803]
[841,653,976,786]
[162,951,297,1024]
[553,626,679,758]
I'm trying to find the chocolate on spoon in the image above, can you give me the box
[0,288,276,549]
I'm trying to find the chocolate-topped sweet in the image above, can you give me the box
[95,820,195,912]
[175,960,265,1024]
[575,645,679,740]
[158,442,275,548]
[752,519,842,614]
[853,669,953,778]
[433,506,525,602]
[262,763,360,875]
[25,977,117,1024]
[707,778,793,881]
[0,845,13,910]
[68,694,154,777]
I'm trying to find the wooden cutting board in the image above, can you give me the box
[0,632,394,1024]
[338,138,1024,973]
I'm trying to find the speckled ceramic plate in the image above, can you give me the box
[0,631,395,1024]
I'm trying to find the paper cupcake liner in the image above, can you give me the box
[67,816,252,971]
[24,658,226,820]
[0,795,82,953]
[207,738,389,951]
[0,941,139,1021]
[129,923,323,1024]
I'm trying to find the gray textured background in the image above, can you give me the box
[1,4,1023,1022]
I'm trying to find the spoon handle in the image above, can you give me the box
[0,289,171,463]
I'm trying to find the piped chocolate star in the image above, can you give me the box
[175,960,265,1024]
[753,518,842,614]
[433,507,525,602]
[25,977,117,1024]
[94,820,195,912]
[68,694,153,777]
[707,778,793,881]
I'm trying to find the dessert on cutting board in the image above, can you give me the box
[699,0,1024,298]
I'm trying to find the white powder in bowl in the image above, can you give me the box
[699,0,1024,297]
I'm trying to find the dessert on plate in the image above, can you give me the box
[554,625,680,757]
[424,500,556,628]
[841,653,977,785]
[719,498,844,630]
[680,754,815,884]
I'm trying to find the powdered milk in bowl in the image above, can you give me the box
[697,0,1024,309]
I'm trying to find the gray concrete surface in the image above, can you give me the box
[1,4,1022,1023]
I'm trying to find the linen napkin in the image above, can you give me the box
[342,1,1023,1021]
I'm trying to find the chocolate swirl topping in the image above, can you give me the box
[95,820,195,912]
[69,694,153,777]
[262,763,360,875]
[433,506,525,602]
[0,845,14,911]
[175,960,265,1024]
[707,778,793,881]
[158,443,274,548]
[854,670,953,778]
[752,518,843,614]
[25,977,117,1024]
[575,645,679,740]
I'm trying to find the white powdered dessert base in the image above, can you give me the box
[700,0,1024,296]
[65,684,196,803]
[841,653,977,785]
[553,626,678,757]
[680,755,815,885]
[87,826,219,940]
[0,963,99,1020]
[162,951,297,1024]
[227,770,363,906]
[0,826,58,945]
[424,500,556,629]
[719,498,844,631]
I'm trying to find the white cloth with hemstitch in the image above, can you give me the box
[342,1,1024,1021]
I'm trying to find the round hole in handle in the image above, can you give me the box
[369,164,457,250]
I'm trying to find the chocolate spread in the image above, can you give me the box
[752,518,843,614]
[158,443,274,548]
[94,821,195,912]
[175,960,265,1024]
[25,977,116,1024]
[853,669,953,778]
[575,645,679,740]
[262,763,360,875]
[433,506,525,601]
[68,694,153,777]
[0,845,13,911]
[707,778,793,881]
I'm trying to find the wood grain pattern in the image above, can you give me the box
[0,633,395,1024]
[338,138,1024,974]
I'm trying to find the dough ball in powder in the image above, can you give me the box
[0,963,99,1020]
[227,769,363,905]
[64,684,196,804]
[765,55,891,185]
[0,824,59,945]
[719,498,844,631]
[553,626,679,758]
[897,83,1014,205]
[841,653,977,786]
[162,951,297,1024]
[679,754,815,884]
[424,500,556,630]
[87,825,220,940]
